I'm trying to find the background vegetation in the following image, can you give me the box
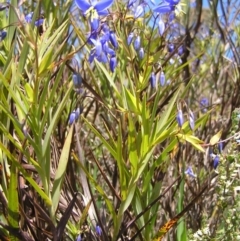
[1,0,240,240]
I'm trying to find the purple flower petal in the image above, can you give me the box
[165,0,180,5]
[134,5,144,19]
[35,19,44,26]
[90,17,100,31]
[97,51,108,63]
[94,0,114,13]
[96,225,102,236]
[158,18,165,36]
[153,3,174,14]
[91,38,102,56]
[128,0,137,8]
[75,0,91,13]
[178,45,184,56]
[25,12,33,23]
[76,234,82,241]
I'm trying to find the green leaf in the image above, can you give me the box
[177,134,205,152]
[210,129,223,146]
[51,125,74,215]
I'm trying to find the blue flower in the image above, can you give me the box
[75,0,114,31]
[69,108,81,125]
[0,30,7,41]
[134,36,141,50]
[153,0,180,14]
[176,109,184,128]
[218,141,223,153]
[127,32,134,45]
[109,56,117,72]
[153,2,175,14]
[109,31,118,49]
[25,12,44,26]
[200,97,209,113]
[139,47,144,59]
[90,38,103,57]
[76,234,82,241]
[134,4,144,18]
[185,166,196,178]
[149,72,156,89]
[168,11,175,22]
[75,0,113,15]
[73,73,82,88]
[25,12,34,23]
[213,155,220,169]
[127,0,137,8]
[168,43,174,53]
[159,71,165,86]
[96,225,102,236]
[178,45,184,56]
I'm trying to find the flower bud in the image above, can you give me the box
[178,45,184,56]
[109,31,118,49]
[149,72,156,89]
[72,73,82,88]
[96,225,102,236]
[185,166,196,178]
[127,32,134,45]
[176,109,184,128]
[218,141,223,153]
[0,30,7,41]
[168,43,174,53]
[76,234,82,241]
[139,47,144,59]
[109,56,117,72]
[189,110,195,130]
[160,71,165,86]
[213,155,220,169]
[134,36,141,50]
[69,111,76,125]
[200,97,209,113]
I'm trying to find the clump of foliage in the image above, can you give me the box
[1,0,240,240]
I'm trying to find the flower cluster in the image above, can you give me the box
[176,107,195,130]
[75,0,118,72]
[88,24,118,72]
[127,32,144,59]
[149,71,166,89]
